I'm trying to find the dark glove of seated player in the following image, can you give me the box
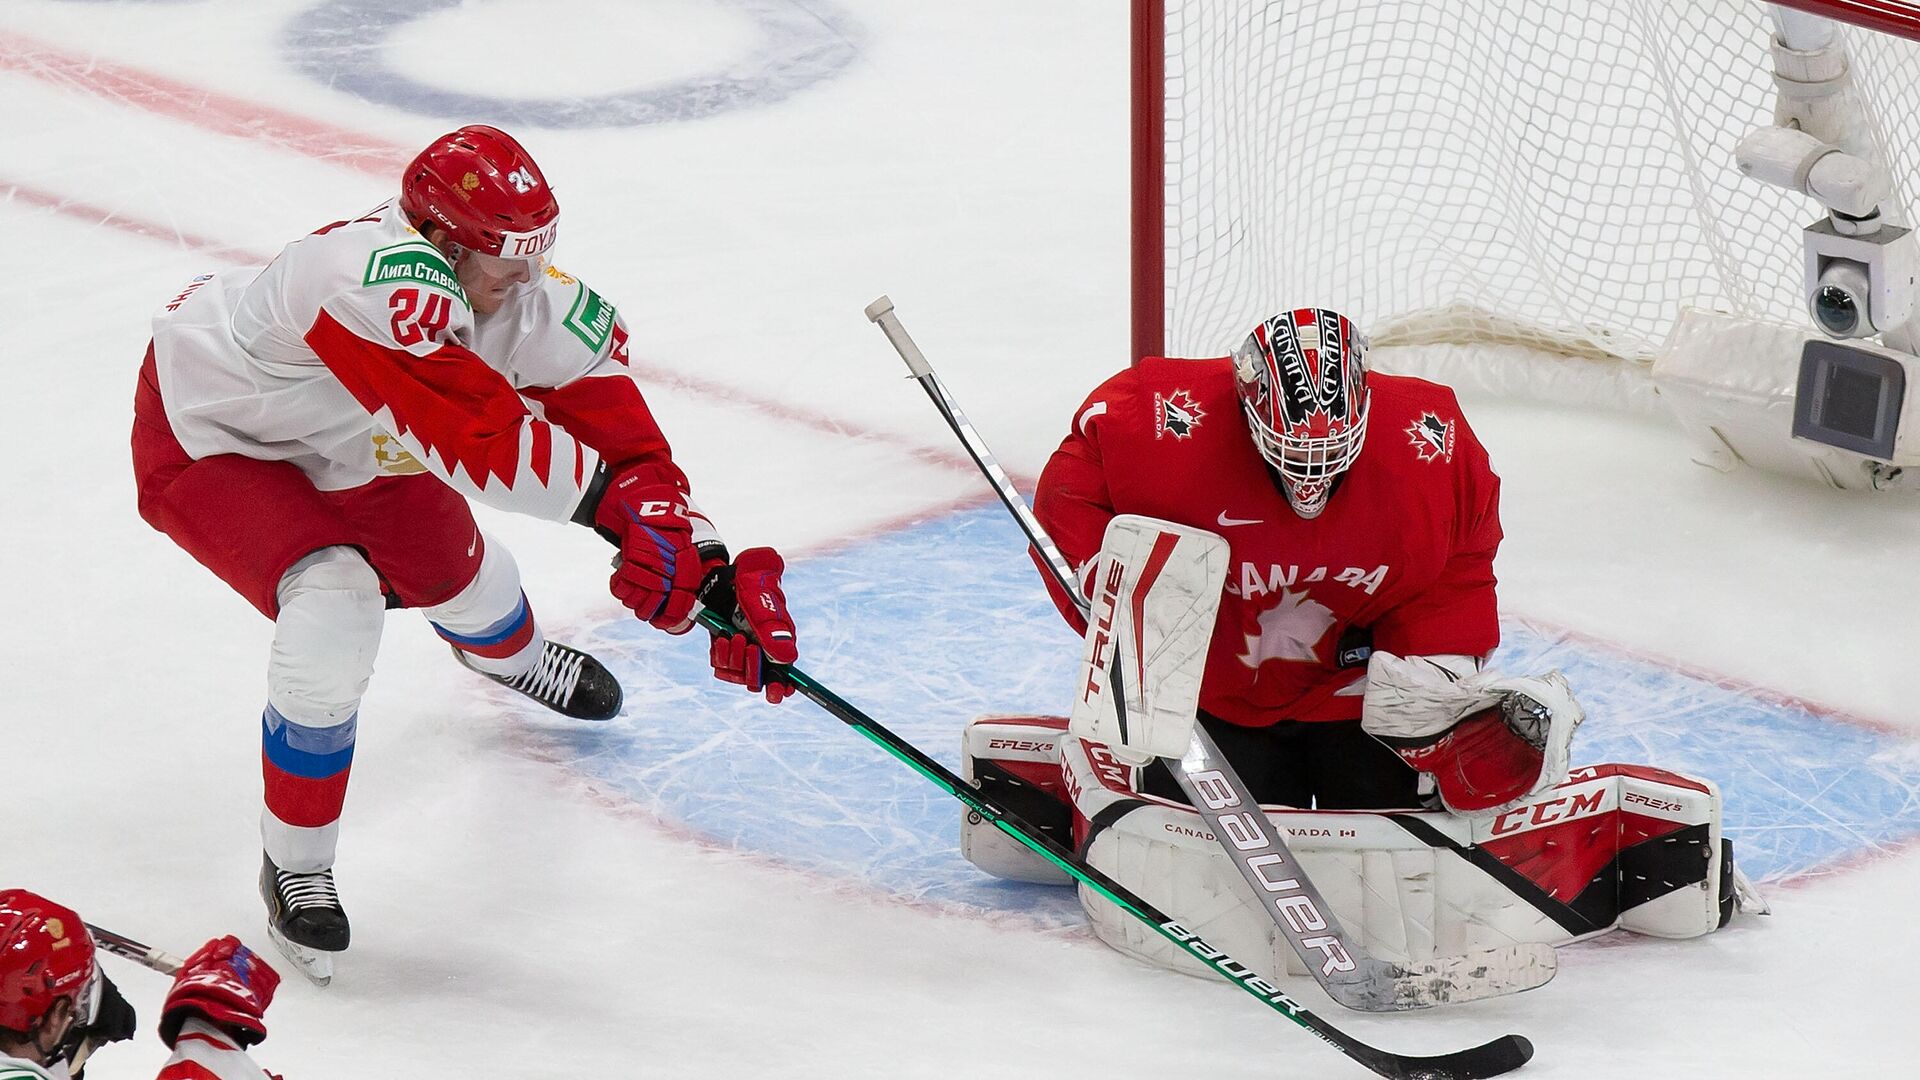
[159,936,281,1049]
[591,466,706,633]
[699,547,799,703]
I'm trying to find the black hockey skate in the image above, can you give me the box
[261,853,348,986]
[454,639,623,721]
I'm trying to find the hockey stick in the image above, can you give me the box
[863,295,1556,1012]
[86,923,185,975]
[692,608,1530,1079]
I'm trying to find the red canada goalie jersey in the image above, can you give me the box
[1033,357,1503,727]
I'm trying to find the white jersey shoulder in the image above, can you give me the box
[474,263,627,390]
[0,1052,61,1080]
[232,200,476,372]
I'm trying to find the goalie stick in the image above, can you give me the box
[863,294,1556,1012]
[693,607,1531,1079]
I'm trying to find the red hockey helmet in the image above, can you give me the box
[0,890,97,1033]
[1232,308,1370,519]
[399,125,559,261]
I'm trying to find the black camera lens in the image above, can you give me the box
[1813,283,1861,336]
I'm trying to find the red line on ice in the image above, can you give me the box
[2,181,274,264]
[1506,613,1907,736]
[0,29,412,177]
[623,356,996,479]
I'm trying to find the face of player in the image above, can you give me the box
[454,247,537,314]
[1,996,78,1066]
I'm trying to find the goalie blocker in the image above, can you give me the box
[961,715,1756,983]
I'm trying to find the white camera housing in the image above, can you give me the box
[1803,218,1918,338]
[1654,309,1920,491]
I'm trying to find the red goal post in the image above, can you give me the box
[1132,0,1920,366]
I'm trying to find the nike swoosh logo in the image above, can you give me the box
[1216,512,1263,527]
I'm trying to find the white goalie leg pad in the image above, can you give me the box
[1071,515,1229,765]
[1062,735,1742,985]
[959,715,1073,885]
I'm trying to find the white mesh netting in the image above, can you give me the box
[1158,1,1920,364]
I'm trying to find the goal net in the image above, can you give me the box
[1136,0,1920,371]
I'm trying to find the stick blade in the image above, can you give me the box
[1353,1033,1534,1080]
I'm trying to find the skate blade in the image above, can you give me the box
[265,921,336,986]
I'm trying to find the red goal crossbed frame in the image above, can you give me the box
[1129,0,1920,364]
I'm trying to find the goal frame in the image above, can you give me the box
[1128,0,1920,363]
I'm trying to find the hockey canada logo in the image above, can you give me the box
[1155,389,1205,440]
[1406,411,1456,463]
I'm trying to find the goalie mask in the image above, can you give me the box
[1232,309,1369,519]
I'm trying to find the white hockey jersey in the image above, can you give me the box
[0,1018,275,1080]
[150,199,684,523]
[0,1051,57,1080]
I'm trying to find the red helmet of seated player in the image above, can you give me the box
[399,124,560,262]
[1232,308,1370,519]
[0,889,97,1033]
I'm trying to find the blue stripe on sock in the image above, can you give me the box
[433,592,532,647]
[262,704,357,779]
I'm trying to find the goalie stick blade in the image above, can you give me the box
[1350,1033,1534,1080]
[1328,943,1558,1012]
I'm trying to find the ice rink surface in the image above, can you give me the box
[3,2,1919,1077]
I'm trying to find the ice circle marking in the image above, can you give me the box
[282,0,859,128]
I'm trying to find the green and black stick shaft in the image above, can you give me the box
[695,608,1531,1080]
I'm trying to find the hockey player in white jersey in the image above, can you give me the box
[0,891,280,1080]
[131,125,801,980]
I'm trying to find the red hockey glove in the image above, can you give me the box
[159,936,280,1049]
[700,547,799,703]
[593,470,706,633]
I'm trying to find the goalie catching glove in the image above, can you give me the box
[1361,651,1583,817]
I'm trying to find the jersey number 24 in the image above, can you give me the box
[389,288,453,347]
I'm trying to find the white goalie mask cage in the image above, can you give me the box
[1231,308,1370,518]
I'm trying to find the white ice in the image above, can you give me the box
[2,2,1917,1077]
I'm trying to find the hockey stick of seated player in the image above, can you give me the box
[690,606,1531,1080]
[86,922,185,975]
[864,295,1556,1012]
